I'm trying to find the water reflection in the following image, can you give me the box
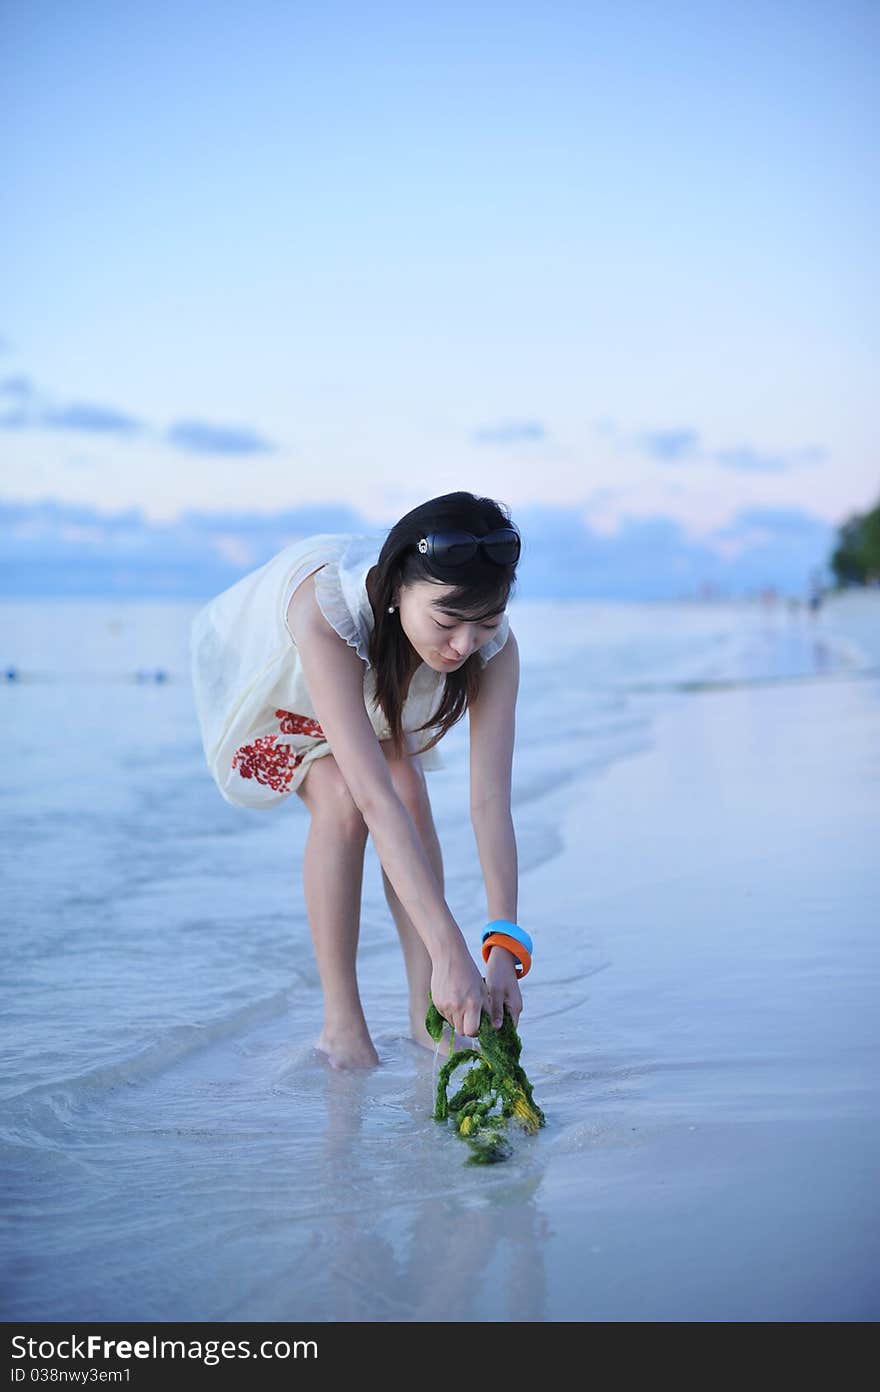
[291,1051,549,1321]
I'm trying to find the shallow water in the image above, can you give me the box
[2,590,877,1320]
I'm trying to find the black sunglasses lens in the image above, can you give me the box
[483,529,520,563]
[426,529,520,565]
[433,532,477,564]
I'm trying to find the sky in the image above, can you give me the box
[1,0,877,595]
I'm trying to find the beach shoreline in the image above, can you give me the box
[3,592,879,1320]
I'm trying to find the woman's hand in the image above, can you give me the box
[431,945,491,1039]
[485,945,523,1029]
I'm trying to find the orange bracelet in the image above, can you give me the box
[481,932,531,978]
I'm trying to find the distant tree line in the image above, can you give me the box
[830,493,880,587]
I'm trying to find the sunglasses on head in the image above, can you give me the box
[416,528,521,566]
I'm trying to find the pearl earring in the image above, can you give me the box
[388,605,396,613]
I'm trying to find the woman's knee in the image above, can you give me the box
[297,756,368,835]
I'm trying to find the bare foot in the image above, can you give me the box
[314,1026,380,1070]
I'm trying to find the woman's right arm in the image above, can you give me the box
[287,577,488,1036]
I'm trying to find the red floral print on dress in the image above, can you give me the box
[232,735,305,792]
[275,709,324,737]
[232,710,325,794]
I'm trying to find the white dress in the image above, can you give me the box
[189,531,511,810]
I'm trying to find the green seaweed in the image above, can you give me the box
[425,995,546,1165]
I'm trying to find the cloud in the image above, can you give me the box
[42,402,145,435]
[0,497,835,600]
[472,420,547,445]
[637,428,700,461]
[705,504,834,571]
[0,497,369,599]
[712,444,828,474]
[0,372,277,454]
[180,501,365,535]
[0,374,36,428]
[0,376,145,435]
[713,505,832,540]
[516,501,834,597]
[616,420,828,475]
[164,420,276,455]
[0,375,31,399]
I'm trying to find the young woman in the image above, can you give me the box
[190,491,529,1069]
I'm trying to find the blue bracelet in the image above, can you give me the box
[482,919,533,957]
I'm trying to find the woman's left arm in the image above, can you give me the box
[469,631,523,1025]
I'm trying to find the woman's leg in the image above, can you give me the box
[295,754,378,1070]
[378,745,471,1052]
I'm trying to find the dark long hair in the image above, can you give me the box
[366,491,520,759]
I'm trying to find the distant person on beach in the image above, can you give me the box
[190,492,527,1070]
[807,569,824,618]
